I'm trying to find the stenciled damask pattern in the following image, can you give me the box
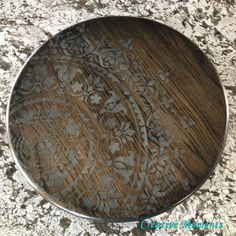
[9,22,197,219]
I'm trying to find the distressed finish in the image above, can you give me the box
[7,16,228,221]
[0,0,235,234]
[7,17,228,222]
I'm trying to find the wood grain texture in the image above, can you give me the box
[8,16,228,221]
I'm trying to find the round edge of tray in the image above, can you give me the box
[6,15,230,223]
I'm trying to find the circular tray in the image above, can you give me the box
[7,16,228,222]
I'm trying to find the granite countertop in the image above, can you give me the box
[0,0,235,235]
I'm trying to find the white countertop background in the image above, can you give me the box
[0,0,235,235]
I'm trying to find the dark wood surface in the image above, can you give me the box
[8,16,227,221]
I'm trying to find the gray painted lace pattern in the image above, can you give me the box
[10,23,196,217]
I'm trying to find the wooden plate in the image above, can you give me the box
[7,16,228,222]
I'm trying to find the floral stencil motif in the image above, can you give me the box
[101,91,127,115]
[82,188,119,215]
[65,118,81,137]
[107,151,135,183]
[147,111,177,147]
[127,75,160,97]
[93,38,130,72]
[96,48,129,71]
[158,69,171,82]
[181,116,195,129]
[69,75,104,104]
[76,175,121,215]
[47,167,69,188]
[35,134,59,167]
[173,147,185,158]
[18,65,57,94]
[56,65,82,83]
[47,148,84,189]
[15,108,62,126]
[144,147,177,189]
[161,96,173,109]
[119,38,133,49]
[65,149,83,166]
[101,117,135,151]
[140,188,161,212]
[15,110,38,125]
[59,25,93,57]
[108,142,120,154]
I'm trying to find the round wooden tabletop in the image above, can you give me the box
[7,16,228,222]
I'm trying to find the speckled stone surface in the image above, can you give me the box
[0,0,235,235]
